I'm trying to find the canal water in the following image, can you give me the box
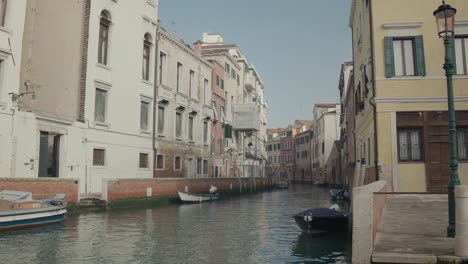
[0,184,351,263]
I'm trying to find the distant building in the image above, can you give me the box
[338,62,354,188]
[311,104,340,183]
[294,129,312,183]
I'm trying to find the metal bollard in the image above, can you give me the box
[455,186,468,258]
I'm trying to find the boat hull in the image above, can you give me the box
[0,207,67,231]
[177,191,218,203]
[293,208,350,235]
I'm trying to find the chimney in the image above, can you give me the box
[193,40,203,54]
[180,38,185,44]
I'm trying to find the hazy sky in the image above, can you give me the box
[159,0,352,128]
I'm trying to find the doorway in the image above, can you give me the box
[187,158,195,178]
[39,131,61,178]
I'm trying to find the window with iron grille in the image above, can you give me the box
[93,149,105,166]
[458,128,468,160]
[139,153,148,168]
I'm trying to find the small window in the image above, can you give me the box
[140,101,149,131]
[98,11,111,65]
[237,74,240,86]
[189,116,194,141]
[197,158,202,174]
[225,63,230,73]
[176,62,182,92]
[393,39,415,76]
[322,142,325,154]
[156,154,164,169]
[176,112,182,138]
[174,156,181,170]
[398,128,423,161]
[157,106,165,134]
[189,70,194,98]
[159,52,166,84]
[0,0,6,27]
[93,149,105,166]
[221,79,224,90]
[142,33,152,80]
[216,75,220,87]
[203,159,208,174]
[203,121,208,144]
[458,128,468,160]
[455,36,468,75]
[95,88,107,123]
[139,153,149,168]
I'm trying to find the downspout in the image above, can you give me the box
[152,22,160,177]
[368,0,379,181]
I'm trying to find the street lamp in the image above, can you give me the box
[433,0,460,238]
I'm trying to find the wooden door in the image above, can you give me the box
[426,126,450,193]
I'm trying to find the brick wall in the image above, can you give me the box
[105,177,271,201]
[0,178,80,203]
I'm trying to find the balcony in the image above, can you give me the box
[157,84,172,103]
[203,105,214,120]
[188,98,201,113]
[176,93,188,109]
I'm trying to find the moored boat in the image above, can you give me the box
[293,206,350,235]
[0,190,67,231]
[177,191,219,203]
[276,181,289,189]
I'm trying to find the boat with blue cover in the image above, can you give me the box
[293,206,351,235]
[0,190,67,231]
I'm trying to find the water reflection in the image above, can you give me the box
[0,184,351,264]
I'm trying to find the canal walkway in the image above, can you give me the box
[372,194,463,263]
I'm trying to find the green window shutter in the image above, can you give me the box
[448,37,457,74]
[224,124,232,139]
[414,35,426,76]
[384,37,395,78]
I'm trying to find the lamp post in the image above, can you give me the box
[433,0,460,238]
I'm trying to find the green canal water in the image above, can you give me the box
[0,184,351,263]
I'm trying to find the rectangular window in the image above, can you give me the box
[189,70,194,98]
[221,79,224,90]
[398,128,423,161]
[139,153,149,168]
[157,106,165,134]
[0,0,6,27]
[204,79,209,103]
[93,149,105,166]
[156,154,164,169]
[455,36,468,75]
[140,101,149,131]
[142,39,151,80]
[98,16,110,65]
[458,128,468,160]
[322,142,325,154]
[216,75,220,87]
[237,74,240,86]
[203,121,208,144]
[177,62,182,92]
[393,39,415,76]
[95,89,107,123]
[197,158,202,174]
[297,152,300,159]
[225,63,230,73]
[189,116,194,141]
[231,69,236,79]
[203,159,208,174]
[176,112,182,138]
[174,156,181,170]
[159,52,166,84]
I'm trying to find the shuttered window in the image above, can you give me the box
[398,128,423,162]
[454,36,468,75]
[384,36,425,78]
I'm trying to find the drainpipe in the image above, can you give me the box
[152,22,160,176]
[368,0,379,181]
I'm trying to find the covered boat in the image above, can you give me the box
[293,207,350,235]
[0,190,67,230]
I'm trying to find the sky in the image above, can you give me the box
[159,0,352,128]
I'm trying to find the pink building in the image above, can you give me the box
[210,61,227,177]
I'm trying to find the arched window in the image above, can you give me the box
[142,33,152,80]
[0,0,7,27]
[98,10,111,65]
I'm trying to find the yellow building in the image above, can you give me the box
[350,0,468,192]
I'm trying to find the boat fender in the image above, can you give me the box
[303,213,314,223]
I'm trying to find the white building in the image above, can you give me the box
[15,0,159,195]
[311,103,341,183]
[154,29,213,178]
